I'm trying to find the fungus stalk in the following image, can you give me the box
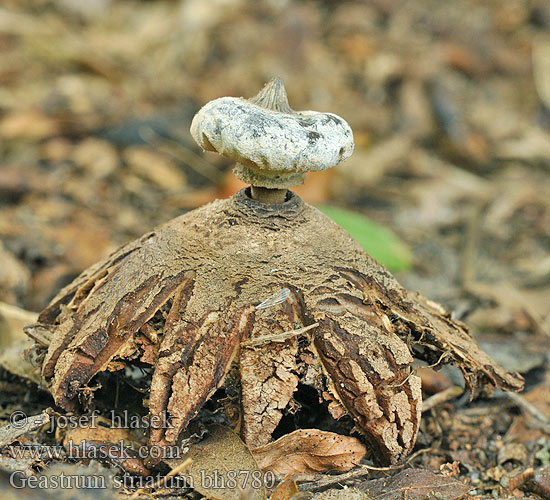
[250,186,287,204]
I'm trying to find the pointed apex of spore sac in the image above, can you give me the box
[249,77,293,113]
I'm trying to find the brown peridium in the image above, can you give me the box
[25,80,523,465]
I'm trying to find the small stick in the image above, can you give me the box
[140,126,223,183]
[422,351,451,370]
[0,301,38,324]
[299,448,433,492]
[422,386,464,412]
[128,457,192,500]
[242,323,319,347]
[504,392,550,432]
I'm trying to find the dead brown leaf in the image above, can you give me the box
[270,476,300,500]
[358,468,469,500]
[0,412,50,448]
[167,425,267,500]
[497,442,528,465]
[506,384,550,443]
[252,429,366,477]
[313,489,371,500]
[123,146,187,191]
[0,110,59,140]
[62,421,138,449]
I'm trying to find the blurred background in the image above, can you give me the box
[0,0,548,355]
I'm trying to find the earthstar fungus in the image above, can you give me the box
[26,79,523,465]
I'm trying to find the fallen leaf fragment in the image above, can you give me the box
[62,420,138,448]
[500,467,534,492]
[497,442,528,465]
[252,429,366,476]
[0,110,59,139]
[358,468,469,500]
[0,412,50,448]
[123,146,187,191]
[0,338,43,385]
[270,476,300,500]
[440,461,461,477]
[527,466,550,499]
[166,425,266,500]
[505,385,550,441]
[313,488,371,499]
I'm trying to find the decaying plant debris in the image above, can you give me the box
[22,81,524,472]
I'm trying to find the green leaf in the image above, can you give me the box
[317,205,412,273]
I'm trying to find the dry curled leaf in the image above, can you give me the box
[0,412,50,448]
[270,477,300,500]
[359,469,469,500]
[313,489,371,500]
[252,429,366,476]
[0,338,42,385]
[166,425,267,500]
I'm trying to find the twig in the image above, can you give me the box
[299,448,432,492]
[503,392,550,432]
[140,126,223,183]
[298,467,370,492]
[0,301,38,324]
[459,203,484,291]
[128,457,193,500]
[242,323,319,347]
[422,351,452,370]
[422,386,464,412]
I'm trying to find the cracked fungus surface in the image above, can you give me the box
[29,188,523,465]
